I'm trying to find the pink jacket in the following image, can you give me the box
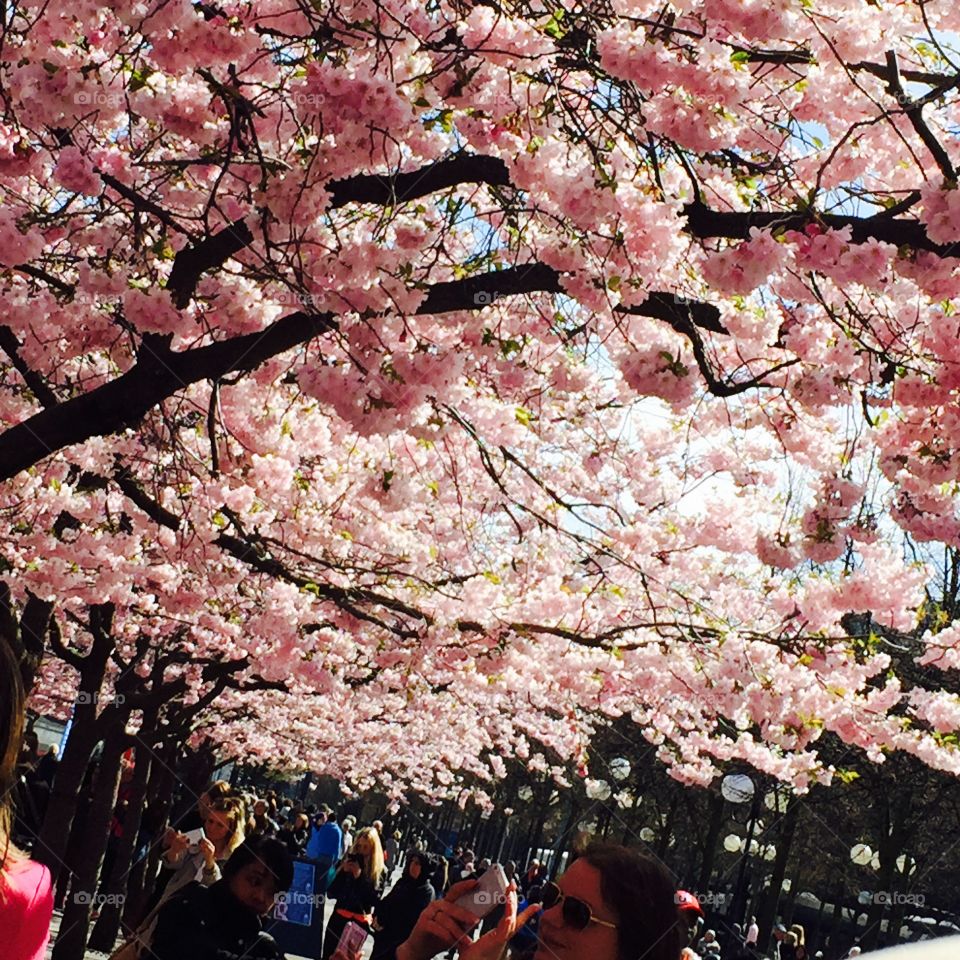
[1,858,54,960]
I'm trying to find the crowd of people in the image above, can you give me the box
[2,651,958,960]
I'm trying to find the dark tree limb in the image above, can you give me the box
[682,201,959,255]
[0,269,726,481]
[0,325,59,407]
[885,50,957,182]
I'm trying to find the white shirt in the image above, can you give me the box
[746,923,760,945]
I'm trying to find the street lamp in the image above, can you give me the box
[724,833,744,853]
[721,773,756,805]
[586,779,612,801]
[609,758,631,782]
[850,843,873,867]
[722,773,760,928]
[896,854,917,876]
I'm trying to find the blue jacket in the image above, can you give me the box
[306,821,343,860]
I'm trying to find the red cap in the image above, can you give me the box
[674,890,704,915]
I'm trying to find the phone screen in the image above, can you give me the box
[455,863,509,919]
[336,920,369,954]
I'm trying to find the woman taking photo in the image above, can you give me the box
[0,640,53,960]
[118,793,247,956]
[372,850,435,960]
[396,843,684,960]
[322,826,387,959]
[156,795,246,904]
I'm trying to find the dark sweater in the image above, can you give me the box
[372,876,434,960]
[150,880,286,960]
[327,863,384,915]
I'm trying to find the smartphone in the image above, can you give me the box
[454,863,509,919]
[336,920,368,954]
[182,827,205,854]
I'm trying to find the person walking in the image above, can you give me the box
[305,806,343,897]
[384,831,400,872]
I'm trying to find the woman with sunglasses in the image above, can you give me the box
[395,843,684,960]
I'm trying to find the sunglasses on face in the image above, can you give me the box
[540,881,618,931]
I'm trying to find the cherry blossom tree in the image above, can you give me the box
[4,2,960,897]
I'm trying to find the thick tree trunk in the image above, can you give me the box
[782,861,802,928]
[757,797,799,954]
[697,791,725,891]
[125,742,179,927]
[655,795,679,861]
[37,704,99,889]
[87,733,154,952]
[35,605,115,884]
[825,889,844,956]
[51,722,127,960]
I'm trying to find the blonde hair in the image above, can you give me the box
[352,826,385,884]
[204,780,232,804]
[210,796,247,857]
[790,925,805,946]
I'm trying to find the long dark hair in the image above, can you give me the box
[404,850,431,885]
[581,844,685,960]
[1,639,26,894]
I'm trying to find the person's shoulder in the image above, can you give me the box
[162,879,210,913]
[5,858,53,907]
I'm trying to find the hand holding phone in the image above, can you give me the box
[454,863,509,920]
[333,920,368,959]
[182,827,205,854]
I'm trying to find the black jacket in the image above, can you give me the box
[372,876,434,960]
[150,880,286,960]
[327,863,384,915]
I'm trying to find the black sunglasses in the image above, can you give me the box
[541,880,618,931]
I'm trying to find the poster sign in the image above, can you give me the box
[265,859,326,958]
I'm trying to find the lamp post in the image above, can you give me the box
[723,773,760,929]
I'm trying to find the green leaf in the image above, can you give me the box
[128,67,154,92]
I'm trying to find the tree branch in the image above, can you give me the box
[885,50,956,182]
[0,325,59,407]
[0,270,725,480]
